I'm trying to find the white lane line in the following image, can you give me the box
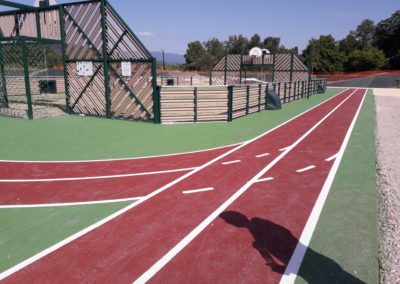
[221,160,241,165]
[0,89,351,281]
[256,153,270,158]
[0,167,197,183]
[325,153,338,162]
[296,165,316,173]
[0,142,243,163]
[279,146,292,152]
[133,89,357,284]
[182,188,214,195]
[255,177,274,183]
[280,89,367,284]
[0,197,144,209]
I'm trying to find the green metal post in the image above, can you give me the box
[246,85,250,115]
[301,81,304,98]
[258,84,261,112]
[14,13,20,37]
[190,76,193,86]
[0,43,9,108]
[100,0,111,118]
[272,53,276,82]
[224,55,228,85]
[294,81,297,100]
[35,10,42,38]
[284,82,287,103]
[153,85,161,123]
[21,40,33,119]
[239,54,243,84]
[194,87,198,122]
[152,58,160,123]
[265,84,269,110]
[278,82,281,98]
[227,85,233,122]
[290,52,294,82]
[209,72,212,85]
[59,6,71,114]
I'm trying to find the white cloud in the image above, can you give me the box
[137,32,156,38]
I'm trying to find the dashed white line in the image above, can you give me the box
[221,160,241,165]
[182,187,215,195]
[255,177,274,183]
[296,165,316,173]
[134,89,357,284]
[281,89,367,284]
[256,153,270,158]
[279,146,292,152]
[0,167,197,183]
[0,89,352,282]
[325,153,338,162]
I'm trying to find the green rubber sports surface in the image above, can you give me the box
[0,90,340,161]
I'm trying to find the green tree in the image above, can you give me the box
[302,35,346,72]
[262,37,282,52]
[339,31,361,55]
[203,38,226,71]
[225,35,249,54]
[375,10,400,68]
[248,34,261,49]
[346,46,387,71]
[355,19,375,49]
[184,41,206,70]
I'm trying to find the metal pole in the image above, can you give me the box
[59,6,71,114]
[224,55,228,85]
[194,87,198,122]
[246,85,250,115]
[239,54,243,84]
[0,43,9,108]
[100,0,111,118]
[22,40,33,119]
[152,58,160,123]
[258,84,261,112]
[284,82,287,103]
[227,85,233,122]
[289,52,294,82]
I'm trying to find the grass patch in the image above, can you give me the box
[295,90,378,283]
[0,90,341,161]
[0,201,133,273]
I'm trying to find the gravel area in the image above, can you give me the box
[375,88,400,284]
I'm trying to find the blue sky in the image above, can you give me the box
[1,0,399,54]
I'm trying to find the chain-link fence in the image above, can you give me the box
[0,40,66,119]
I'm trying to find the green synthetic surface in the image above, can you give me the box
[296,90,378,284]
[0,88,378,282]
[0,90,339,161]
[0,201,134,273]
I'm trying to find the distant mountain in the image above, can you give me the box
[152,51,185,64]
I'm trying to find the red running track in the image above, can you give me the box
[0,146,235,205]
[0,146,235,180]
[1,88,366,283]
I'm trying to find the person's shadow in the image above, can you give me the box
[220,211,365,283]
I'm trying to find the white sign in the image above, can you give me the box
[121,61,132,77]
[77,62,93,76]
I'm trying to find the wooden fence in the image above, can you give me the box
[158,79,327,123]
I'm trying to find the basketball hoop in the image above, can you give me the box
[249,47,263,58]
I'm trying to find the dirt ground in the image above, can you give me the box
[374,88,400,284]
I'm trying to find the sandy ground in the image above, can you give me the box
[374,88,400,284]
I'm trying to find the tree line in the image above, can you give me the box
[184,10,400,73]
